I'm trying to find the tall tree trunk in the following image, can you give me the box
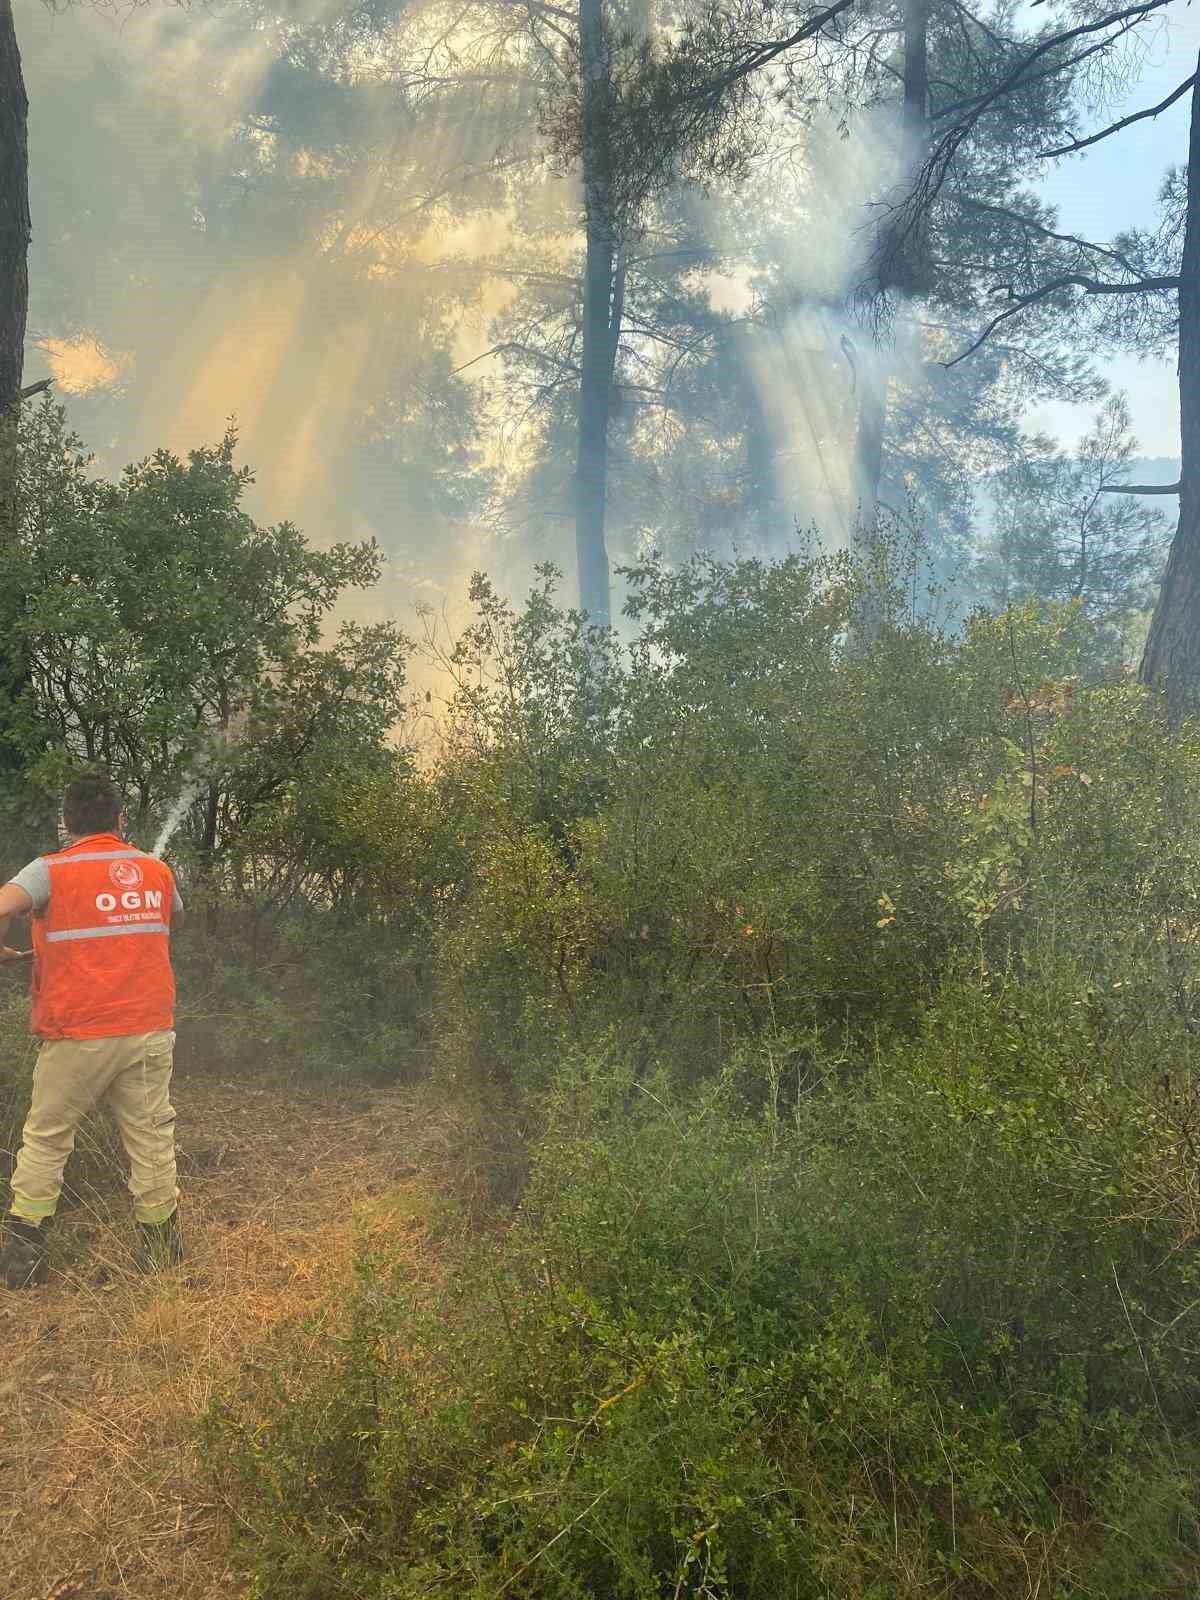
[853,372,886,536]
[0,0,29,793]
[574,0,615,628]
[851,0,928,643]
[0,0,27,416]
[900,0,929,154]
[1140,58,1200,721]
[744,373,775,544]
[853,0,928,534]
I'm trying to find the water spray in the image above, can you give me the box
[151,774,208,859]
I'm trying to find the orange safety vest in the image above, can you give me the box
[29,834,178,1039]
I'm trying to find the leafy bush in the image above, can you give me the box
[208,958,1200,1597]
[1,401,411,845]
[406,552,1200,1125]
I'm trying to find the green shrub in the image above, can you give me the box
[208,959,1200,1597]
[416,557,1200,1123]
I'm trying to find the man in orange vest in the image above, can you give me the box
[0,768,184,1289]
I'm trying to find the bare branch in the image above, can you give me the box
[960,198,1147,277]
[988,273,1180,298]
[452,341,581,378]
[450,344,505,377]
[672,0,859,113]
[945,273,1180,366]
[1100,481,1182,494]
[931,0,1170,124]
[18,378,51,400]
[942,0,1011,54]
[1039,70,1196,157]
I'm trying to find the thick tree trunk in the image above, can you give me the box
[1140,58,1200,721]
[0,0,27,415]
[574,0,614,629]
[853,369,886,540]
[853,0,928,526]
[0,0,29,791]
[852,0,927,628]
[901,0,929,154]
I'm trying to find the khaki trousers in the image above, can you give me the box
[10,1030,179,1225]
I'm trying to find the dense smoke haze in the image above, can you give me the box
[17,0,1190,652]
[21,0,953,624]
[24,0,508,626]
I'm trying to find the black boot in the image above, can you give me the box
[135,1209,184,1272]
[1,1215,49,1289]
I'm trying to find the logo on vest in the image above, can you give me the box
[109,859,144,891]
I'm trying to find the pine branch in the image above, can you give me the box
[1039,70,1196,157]
[960,199,1148,277]
[869,0,1169,306]
[945,273,1180,366]
[931,0,1170,124]
[670,0,859,113]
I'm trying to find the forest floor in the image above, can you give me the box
[0,1068,441,1600]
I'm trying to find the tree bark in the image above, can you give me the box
[853,370,886,534]
[853,0,928,530]
[574,0,615,628]
[851,0,927,637]
[742,331,776,543]
[1139,56,1200,721]
[901,0,929,152]
[0,0,27,416]
[0,0,29,790]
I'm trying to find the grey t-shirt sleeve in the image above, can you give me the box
[7,857,51,912]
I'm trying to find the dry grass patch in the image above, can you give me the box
[0,1072,439,1600]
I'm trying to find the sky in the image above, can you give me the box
[1025,2,1199,460]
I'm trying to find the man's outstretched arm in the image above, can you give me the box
[0,881,34,962]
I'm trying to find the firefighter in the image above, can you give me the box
[0,768,184,1289]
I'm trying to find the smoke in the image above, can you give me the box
[22,0,517,629]
[22,0,931,644]
[697,103,925,552]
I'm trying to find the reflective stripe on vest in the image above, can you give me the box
[44,849,147,863]
[45,922,172,943]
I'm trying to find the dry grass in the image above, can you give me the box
[0,1071,439,1600]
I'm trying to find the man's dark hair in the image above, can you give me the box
[63,768,124,837]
